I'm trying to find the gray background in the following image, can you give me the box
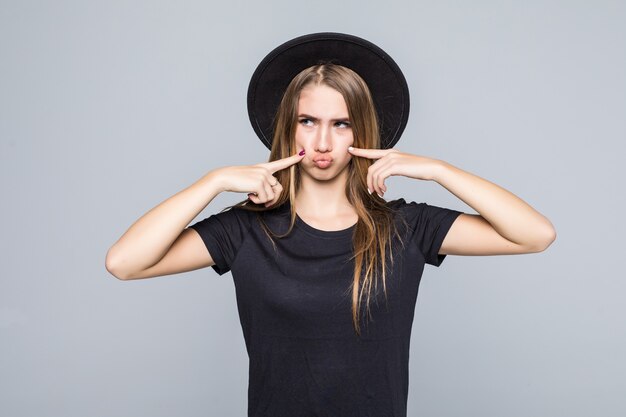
[1,0,624,416]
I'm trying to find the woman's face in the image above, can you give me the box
[295,84,354,182]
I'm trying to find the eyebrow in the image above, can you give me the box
[298,113,350,122]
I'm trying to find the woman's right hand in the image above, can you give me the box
[213,151,305,207]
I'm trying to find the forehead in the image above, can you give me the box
[298,84,348,115]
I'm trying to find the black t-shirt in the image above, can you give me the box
[189,198,462,417]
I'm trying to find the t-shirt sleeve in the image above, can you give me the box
[400,199,463,267]
[187,207,252,275]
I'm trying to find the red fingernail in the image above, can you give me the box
[299,149,305,156]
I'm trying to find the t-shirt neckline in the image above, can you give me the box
[294,212,356,239]
[277,201,356,239]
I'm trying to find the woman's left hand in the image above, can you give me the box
[347,147,442,197]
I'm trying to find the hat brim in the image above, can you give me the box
[247,32,410,150]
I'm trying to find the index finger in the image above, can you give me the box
[347,146,390,159]
[260,150,306,174]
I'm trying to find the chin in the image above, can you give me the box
[315,172,338,181]
[305,164,349,181]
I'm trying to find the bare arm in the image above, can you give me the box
[104,151,305,281]
[433,160,557,255]
[104,171,223,280]
[347,146,556,256]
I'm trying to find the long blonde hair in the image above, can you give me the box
[230,63,405,336]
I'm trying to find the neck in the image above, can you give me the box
[294,169,353,216]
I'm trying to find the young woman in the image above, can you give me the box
[105,33,556,417]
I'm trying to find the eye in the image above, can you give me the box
[336,121,351,128]
[299,118,314,126]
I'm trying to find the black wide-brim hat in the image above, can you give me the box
[247,32,410,150]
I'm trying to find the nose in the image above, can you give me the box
[315,124,332,152]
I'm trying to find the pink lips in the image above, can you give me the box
[313,158,332,169]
